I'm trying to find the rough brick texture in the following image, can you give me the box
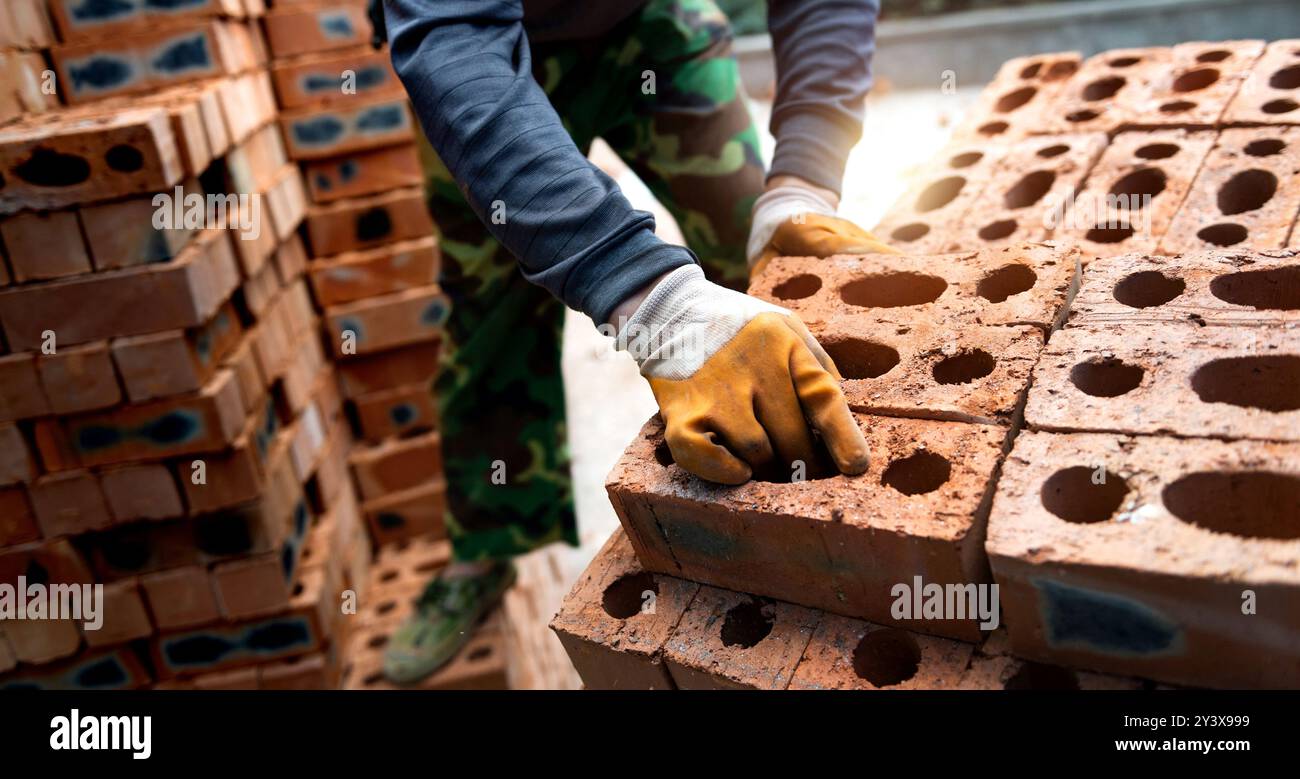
[1126,40,1265,129]
[951,52,1081,142]
[871,140,1007,254]
[1036,47,1172,135]
[1224,38,1300,125]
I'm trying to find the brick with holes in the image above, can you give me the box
[1127,40,1266,129]
[789,614,973,690]
[309,237,440,307]
[1035,48,1173,135]
[352,381,438,442]
[304,187,433,257]
[0,645,151,690]
[608,413,1006,641]
[952,134,1108,249]
[748,242,1079,337]
[1069,249,1300,328]
[340,610,510,690]
[987,430,1300,688]
[871,140,1008,255]
[303,143,423,203]
[1026,323,1300,442]
[48,0,244,43]
[360,479,447,548]
[1159,126,1300,253]
[951,51,1082,142]
[551,530,700,689]
[1224,39,1300,125]
[1055,130,1217,259]
[662,585,818,690]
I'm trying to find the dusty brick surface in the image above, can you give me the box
[1224,38,1300,125]
[789,614,973,690]
[1036,47,1173,135]
[1069,249,1300,328]
[987,430,1300,688]
[663,585,818,690]
[951,52,1082,142]
[608,413,1006,641]
[1055,130,1216,259]
[871,140,1007,254]
[815,319,1043,426]
[1126,40,1265,129]
[749,242,1078,336]
[1026,322,1300,441]
[551,530,700,690]
[1159,126,1300,253]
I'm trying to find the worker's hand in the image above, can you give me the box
[747,176,897,278]
[612,265,869,485]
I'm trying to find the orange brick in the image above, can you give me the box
[140,565,220,630]
[28,469,113,537]
[265,164,308,242]
[111,303,244,403]
[303,143,422,203]
[83,576,154,648]
[348,430,442,501]
[262,2,371,59]
[309,237,439,307]
[4,617,82,665]
[3,0,58,49]
[0,486,39,546]
[49,0,244,41]
[0,352,51,421]
[99,463,184,522]
[304,186,433,257]
[192,665,260,690]
[325,284,449,358]
[273,233,308,286]
[0,210,92,281]
[360,479,446,548]
[271,46,402,110]
[0,422,37,486]
[258,652,334,689]
[36,340,123,414]
[80,190,197,271]
[352,381,438,442]
[334,341,440,398]
[279,94,414,160]
[212,552,293,620]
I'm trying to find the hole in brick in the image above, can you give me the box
[822,338,900,379]
[380,569,398,582]
[890,223,930,243]
[1037,144,1070,158]
[1020,62,1043,79]
[771,273,822,300]
[853,628,921,687]
[654,440,674,467]
[1163,471,1300,539]
[1004,662,1080,690]
[1217,169,1277,215]
[978,219,1017,241]
[1270,64,1300,89]
[1109,56,1141,68]
[1245,139,1286,157]
[1003,170,1056,209]
[949,151,983,168]
[1108,167,1167,206]
[1114,270,1185,308]
[978,121,1009,136]
[377,600,397,615]
[1047,61,1078,79]
[914,176,966,212]
[468,646,492,661]
[977,263,1037,302]
[720,599,774,648]
[882,450,951,496]
[105,145,144,173]
[1135,143,1180,160]
[1070,357,1145,397]
[1041,467,1130,524]
[1190,355,1300,411]
[13,147,91,187]
[996,86,1038,113]
[602,572,658,619]
[1262,99,1299,114]
[1210,266,1300,310]
[932,349,995,385]
[840,273,948,308]
[1197,223,1248,246]
[1197,50,1231,63]
[1085,224,1135,244]
[1083,76,1126,101]
[1173,68,1219,92]
[1160,100,1197,113]
[368,634,387,649]
[1065,109,1100,123]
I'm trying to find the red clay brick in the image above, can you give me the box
[748,242,1079,337]
[83,576,154,648]
[258,652,337,690]
[3,617,82,665]
[48,0,241,42]
[0,645,151,690]
[36,340,122,414]
[262,2,372,59]
[279,94,414,160]
[28,469,113,537]
[99,463,185,522]
[0,423,37,486]
[0,210,92,281]
[1069,248,1300,328]
[304,187,433,257]
[265,164,309,243]
[325,284,449,358]
[958,633,1145,689]
[951,51,1082,142]
[340,610,510,690]
[0,537,94,587]
[1224,38,1300,125]
[303,143,423,203]
[111,303,244,403]
[1126,40,1265,129]
[608,413,1006,641]
[212,551,294,620]
[1026,323,1300,442]
[79,191,197,271]
[1055,129,1216,259]
[352,380,438,442]
[140,564,221,630]
[0,352,51,421]
[1159,126,1300,253]
[360,479,446,548]
[271,46,403,110]
[348,430,442,501]
[0,487,39,546]
[1035,47,1173,135]
[987,430,1300,688]
[334,341,440,399]
[789,614,973,690]
[309,237,440,307]
[551,530,699,689]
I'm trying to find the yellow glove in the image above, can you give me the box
[617,265,869,485]
[748,183,897,278]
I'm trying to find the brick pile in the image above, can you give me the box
[555,41,1300,690]
[0,0,367,690]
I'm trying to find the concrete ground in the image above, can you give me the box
[503,86,983,688]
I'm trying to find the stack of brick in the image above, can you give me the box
[0,0,59,127]
[261,0,447,552]
[874,41,1300,262]
[0,0,364,690]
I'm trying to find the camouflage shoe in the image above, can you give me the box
[383,560,516,684]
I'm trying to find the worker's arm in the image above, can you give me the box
[747,0,895,276]
[382,0,694,325]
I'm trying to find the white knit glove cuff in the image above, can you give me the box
[618,265,786,381]
[746,183,838,267]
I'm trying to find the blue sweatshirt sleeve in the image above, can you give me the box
[382,0,695,324]
[766,0,879,196]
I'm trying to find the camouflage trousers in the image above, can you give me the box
[422,0,765,560]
